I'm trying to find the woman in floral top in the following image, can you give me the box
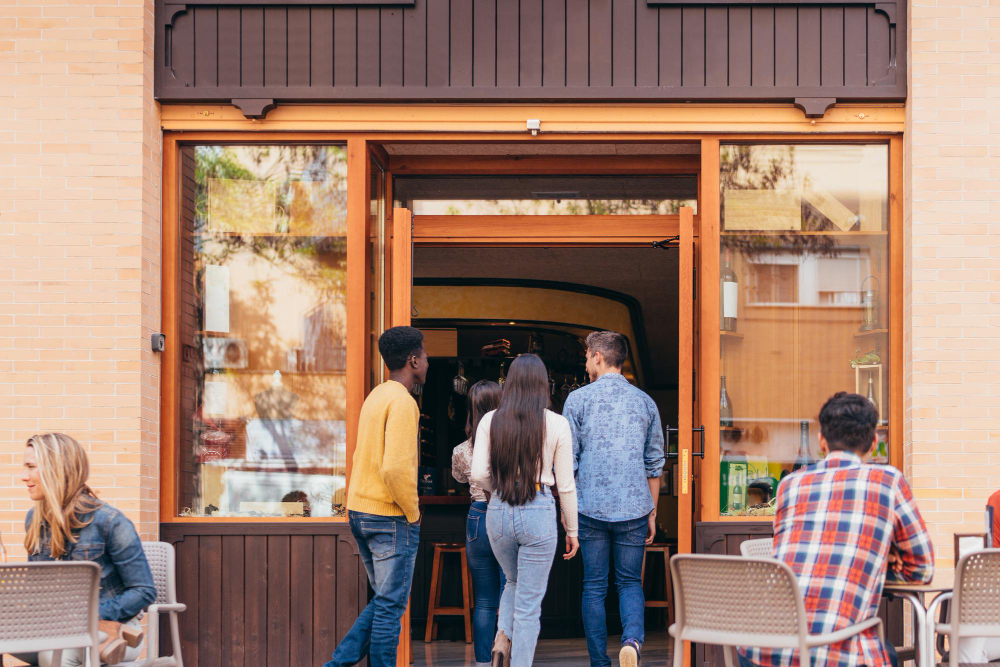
[452,380,504,667]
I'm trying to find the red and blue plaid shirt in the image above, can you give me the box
[740,451,934,667]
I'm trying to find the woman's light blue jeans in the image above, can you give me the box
[487,487,557,667]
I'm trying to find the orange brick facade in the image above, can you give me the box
[1,0,998,571]
[0,0,161,555]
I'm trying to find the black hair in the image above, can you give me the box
[818,392,878,455]
[377,326,425,371]
[585,330,628,369]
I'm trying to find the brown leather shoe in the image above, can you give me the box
[120,624,145,648]
[491,630,511,667]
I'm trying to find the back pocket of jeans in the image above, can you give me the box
[359,521,397,558]
[467,514,480,543]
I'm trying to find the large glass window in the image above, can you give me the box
[717,144,890,517]
[177,145,348,518]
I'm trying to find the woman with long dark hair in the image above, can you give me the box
[470,354,579,667]
[452,380,506,667]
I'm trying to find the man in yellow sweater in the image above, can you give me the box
[325,326,427,667]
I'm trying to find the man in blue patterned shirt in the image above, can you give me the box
[562,331,665,667]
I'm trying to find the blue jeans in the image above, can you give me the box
[324,511,420,667]
[578,513,648,667]
[468,501,507,663]
[487,487,558,667]
[737,642,899,667]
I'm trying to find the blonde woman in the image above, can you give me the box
[12,433,156,667]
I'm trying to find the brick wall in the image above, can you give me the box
[906,0,1000,567]
[0,0,161,556]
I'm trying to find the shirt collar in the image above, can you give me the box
[820,450,864,468]
[595,372,627,384]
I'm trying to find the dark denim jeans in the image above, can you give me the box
[467,501,507,664]
[578,513,648,667]
[736,642,899,667]
[324,511,420,667]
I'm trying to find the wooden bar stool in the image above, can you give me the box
[642,544,674,628]
[424,542,473,644]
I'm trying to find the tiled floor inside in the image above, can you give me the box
[413,632,674,666]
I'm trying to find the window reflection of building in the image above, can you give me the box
[747,252,869,306]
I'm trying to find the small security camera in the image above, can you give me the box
[151,333,166,352]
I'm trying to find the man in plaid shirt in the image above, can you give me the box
[739,392,934,667]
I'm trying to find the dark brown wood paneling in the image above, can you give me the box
[266,536,290,666]
[221,535,245,667]
[496,0,519,87]
[589,0,612,87]
[520,0,544,88]
[313,535,338,665]
[264,6,287,88]
[156,0,907,113]
[681,7,705,86]
[543,0,567,86]
[751,6,775,86]
[357,7,380,86]
[450,0,473,87]
[402,0,426,86]
[244,535,268,665]
[565,0,589,86]
[774,7,798,86]
[821,5,845,86]
[635,1,660,86]
[193,7,217,88]
[474,0,497,86]
[217,7,241,88]
[288,7,311,87]
[729,7,751,87]
[798,7,821,86]
[844,5,868,86]
[426,0,449,87]
[381,7,404,88]
[659,7,682,86]
[612,0,636,87]
[333,7,356,87]
[160,523,368,667]
[240,7,264,88]
[705,7,728,88]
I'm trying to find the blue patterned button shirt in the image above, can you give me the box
[562,372,665,523]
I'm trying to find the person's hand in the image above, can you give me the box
[646,510,657,545]
[887,546,904,574]
[564,535,579,560]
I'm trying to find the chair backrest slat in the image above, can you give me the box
[671,554,806,639]
[955,549,1000,628]
[0,561,99,649]
[142,541,176,606]
[740,538,775,559]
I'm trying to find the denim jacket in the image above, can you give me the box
[26,502,157,622]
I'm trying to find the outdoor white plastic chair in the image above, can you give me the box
[928,549,1000,667]
[0,561,101,667]
[669,553,883,667]
[740,538,775,558]
[109,541,186,667]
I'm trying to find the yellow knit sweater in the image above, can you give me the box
[346,380,421,523]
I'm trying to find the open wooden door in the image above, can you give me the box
[389,207,414,666]
[676,205,696,667]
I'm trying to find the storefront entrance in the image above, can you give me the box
[376,146,702,663]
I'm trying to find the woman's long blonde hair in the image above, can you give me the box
[24,433,101,558]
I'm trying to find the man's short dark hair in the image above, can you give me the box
[585,331,628,369]
[819,392,878,455]
[378,326,424,371]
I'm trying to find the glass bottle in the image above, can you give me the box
[730,462,746,512]
[548,369,557,397]
[793,420,812,472]
[721,248,739,332]
[498,361,506,387]
[720,376,734,428]
[866,371,879,416]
